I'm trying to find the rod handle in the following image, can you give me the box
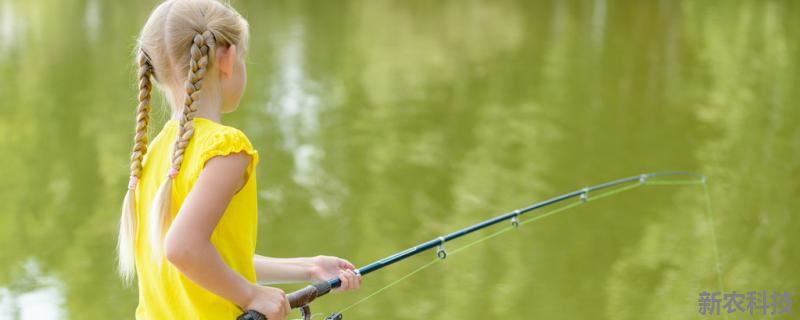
[288,281,332,308]
[237,310,265,320]
[237,281,333,319]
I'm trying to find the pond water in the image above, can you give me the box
[0,0,798,319]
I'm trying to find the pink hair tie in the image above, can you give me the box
[128,176,138,190]
[168,167,179,179]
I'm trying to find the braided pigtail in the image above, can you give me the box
[118,51,153,284]
[149,30,216,261]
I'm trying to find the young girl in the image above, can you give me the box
[117,1,361,319]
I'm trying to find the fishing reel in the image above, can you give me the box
[238,280,343,320]
[302,306,343,320]
[237,306,342,320]
[298,306,342,320]
[300,305,342,320]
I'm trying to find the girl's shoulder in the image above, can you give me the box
[193,118,258,167]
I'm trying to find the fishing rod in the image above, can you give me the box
[238,171,705,320]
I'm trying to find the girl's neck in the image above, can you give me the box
[169,90,223,123]
[172,108,222,123]
[171,109,221,123]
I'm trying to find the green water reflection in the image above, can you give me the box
[0,0,797,319]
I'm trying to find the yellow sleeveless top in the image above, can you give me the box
[134,117,259,319]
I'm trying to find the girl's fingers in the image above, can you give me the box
[354,270,362,289]
[339,270,350,290]
[341,269,359,291]
[282,293,290,317]
[347,270,357,290]
[332,269,361,292]
[338,258,355,270]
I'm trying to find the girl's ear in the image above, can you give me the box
[217,45,237,79]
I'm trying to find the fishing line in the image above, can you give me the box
[313,176,722,317]
[704,183,726,299]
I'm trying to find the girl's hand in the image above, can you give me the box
[242,285,290,320]
[308,255,362,292]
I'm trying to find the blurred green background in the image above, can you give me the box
[0,0,798,319]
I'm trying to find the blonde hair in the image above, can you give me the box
[118,0,249,284]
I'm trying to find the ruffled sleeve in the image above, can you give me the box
[198,126,259,182]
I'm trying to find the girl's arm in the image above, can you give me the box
[164,153,289,318]
[253,255,362,291]
[253,255,314,284]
